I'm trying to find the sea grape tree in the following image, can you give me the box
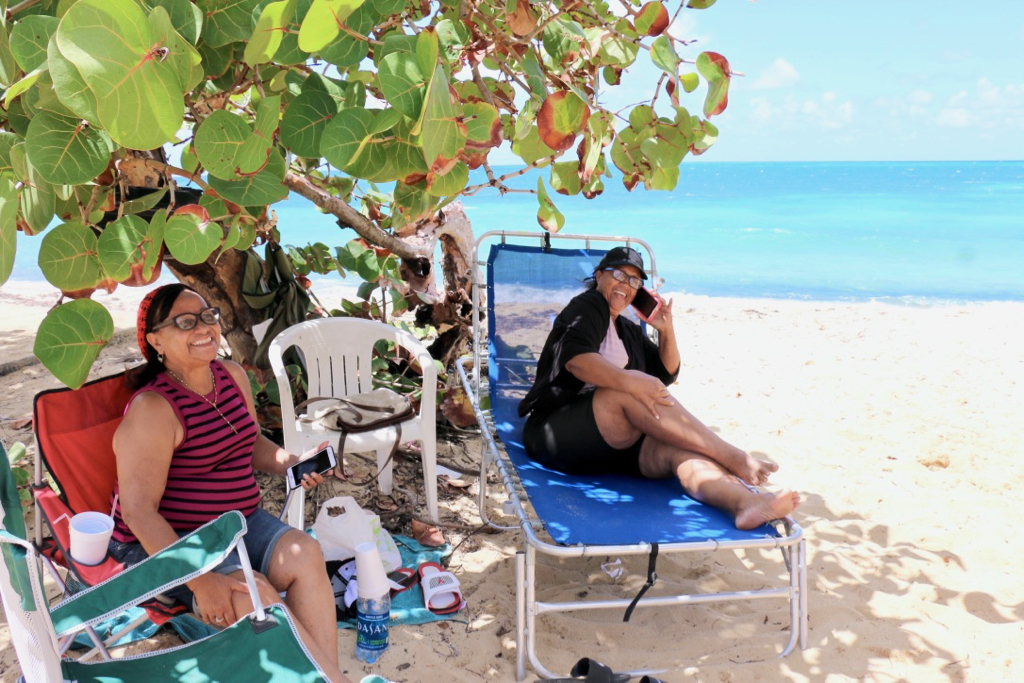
[0,0,730,388]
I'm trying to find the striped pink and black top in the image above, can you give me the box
[111,360,262,543]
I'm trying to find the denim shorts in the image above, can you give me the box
[108,508,292,612]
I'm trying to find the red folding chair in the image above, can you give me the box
[32,372,188,658]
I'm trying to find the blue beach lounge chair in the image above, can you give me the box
[455,231,808,680]
[0,440,328,682]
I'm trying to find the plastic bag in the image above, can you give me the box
[312,496,402,572]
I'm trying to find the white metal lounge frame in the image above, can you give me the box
[455,230,808,680]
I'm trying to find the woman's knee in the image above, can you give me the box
[230,571,281,612]
[268,530,326,582]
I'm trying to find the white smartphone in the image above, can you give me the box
[285,445,337,490]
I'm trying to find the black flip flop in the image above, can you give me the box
[540,657,631,683]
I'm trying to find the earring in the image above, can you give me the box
[157,353,164,364]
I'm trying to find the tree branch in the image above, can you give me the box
[283,172,424,260]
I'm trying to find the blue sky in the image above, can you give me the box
[498,1,1024,163]
[666,0,1024,161]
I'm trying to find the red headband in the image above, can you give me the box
[136,285,170,361]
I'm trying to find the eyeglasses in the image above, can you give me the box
[603,268,643,290]
[151,307,221,332]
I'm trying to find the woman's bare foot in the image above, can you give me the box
[735,489,801,530]
[727,451,779,486]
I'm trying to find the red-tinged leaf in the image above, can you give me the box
[537,90,591,153]
[696,51,730,117]
[172,204,211,222]
[508,0,535,37]
[635,2,669,36]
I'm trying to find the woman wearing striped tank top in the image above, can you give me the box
[110,283,350,683]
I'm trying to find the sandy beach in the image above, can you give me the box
[1,281,1022,681]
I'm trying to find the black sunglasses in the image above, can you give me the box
[152,307,221,331]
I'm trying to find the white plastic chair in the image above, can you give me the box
[269,317,438,526]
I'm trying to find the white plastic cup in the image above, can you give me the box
[354,542,389,599]
[69,512,114,565]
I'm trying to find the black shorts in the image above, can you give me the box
[522,391,644,477]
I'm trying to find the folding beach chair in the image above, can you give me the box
[0,440,328,681]
[29,370,294,657]
[455,231,808,680]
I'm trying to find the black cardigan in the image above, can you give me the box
[518,289,679,418]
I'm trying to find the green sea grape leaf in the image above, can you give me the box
[595,25,639,67]
[536,177,564,232]
[537,90,590,153]
[420,64,466,175]
[463,101,502,149]
[298,0,367,53]
[0,23,18,88]
[38,221,105,291]
[198,41,234,79]
[425,160,467,197]
[511,126,555,167]
[164,205,222,265]
[550,161,581,196]
[379,51,426,121]
[3,68,45,106]
[0,179,16,286]
[316,0,376,68]
[635,2,669,36]
[150,0,204,45]
[47,36,99,124]
[274,0,313,65]
[680,72,699,93]
[207,149,288,205]
[416,26,439,77]
[382,117,427,184]
[649,164,678,190]
[0,133,20,177]
[25,111,111,185]
[696,51,730,117]
[320,107,374,170]
[687,0,716,8]
[56,0,185,150]
[10,15,59,73]
[149,6,204,92]
[235,95,280,176]
[244,0,296,66]
[11,143,55,235]
[198,0,262,47]
[343,110,396,182]
[34,299,114,389]
[146,209,167,275]
[650,35,679,76]
[97,214,151,282]
[280,89,338,158]
[195,109,251,180]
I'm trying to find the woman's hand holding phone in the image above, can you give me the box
[287,442,336,491]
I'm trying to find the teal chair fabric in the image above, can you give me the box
[0,440,327,682]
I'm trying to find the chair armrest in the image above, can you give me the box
[49,511,246,638]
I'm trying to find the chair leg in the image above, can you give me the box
[376,446,394,496]
[285,487,306,530]
[420,433,438,523]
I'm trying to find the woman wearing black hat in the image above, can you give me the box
[518,247,799,529]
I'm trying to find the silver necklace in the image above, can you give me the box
[165,367,239,436]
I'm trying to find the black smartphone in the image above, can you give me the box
[631,287,662,322]
[285,445,337,490]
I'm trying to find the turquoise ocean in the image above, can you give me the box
[10,161,1024,303]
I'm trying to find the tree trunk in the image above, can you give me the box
[400,201,479,367]
[166,249,263,366]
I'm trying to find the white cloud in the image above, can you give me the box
[936,108,972,128]
[746,92,853,130]
[907,90,933,105]
[751,58,800,90]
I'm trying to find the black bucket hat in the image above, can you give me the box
[596,246,647,279]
